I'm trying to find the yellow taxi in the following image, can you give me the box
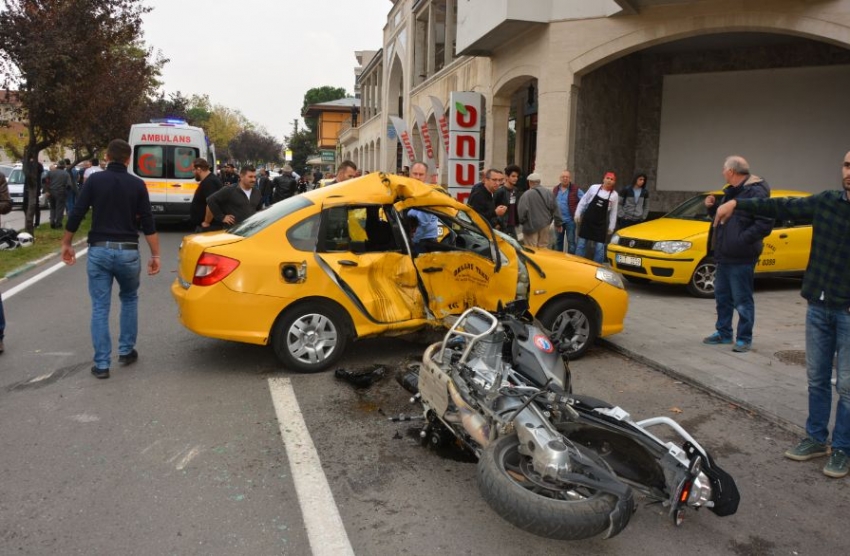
[171,173,628,372]
[607,189,812,297]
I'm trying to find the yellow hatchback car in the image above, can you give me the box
[172,173,628,372]
[607,189,812,297]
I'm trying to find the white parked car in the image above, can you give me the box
[6,164,49,209]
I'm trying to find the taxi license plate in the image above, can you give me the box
[616,254,642,267]
[151,204,165,213]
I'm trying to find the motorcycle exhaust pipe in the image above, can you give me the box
[447,380,491,447]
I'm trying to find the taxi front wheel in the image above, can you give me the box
[687,256,716,298]
[272,301,350,373]
[537,298,598,360]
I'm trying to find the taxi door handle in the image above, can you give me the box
[779,234,788,239]
[338,260,358,267]
[422,267,443,273]
[169,183,182,188]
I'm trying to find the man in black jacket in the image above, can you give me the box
[467,168,507,230]
[703,155,773,353]
[493,164,523,239]
[203,165,262,228]
[190,158,223,231]
[272,165,298,203]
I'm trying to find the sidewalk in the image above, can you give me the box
[1,208,49,231]
[602,280,810,434]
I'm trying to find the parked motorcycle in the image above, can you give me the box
[413,302,739,540]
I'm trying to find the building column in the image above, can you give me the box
[486,94,511,169]
[445,0,455,67]
[535,84,573,184]
[514,98,525,168]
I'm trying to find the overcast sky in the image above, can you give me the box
[141,0,389,141]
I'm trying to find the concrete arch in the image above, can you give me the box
[492,65,540,99]
[569,12,850,76]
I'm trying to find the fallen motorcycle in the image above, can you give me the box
[412,302,739,540]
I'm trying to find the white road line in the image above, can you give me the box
[268,377,354,556]
[3,247,88,300]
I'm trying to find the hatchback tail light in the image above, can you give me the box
[193,253,240,286]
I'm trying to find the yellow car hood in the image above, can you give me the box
[617,218,709,242]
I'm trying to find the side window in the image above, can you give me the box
[134,146,164,178]
[287,213,320,252]
[318,205,400,253]
[172,147,197,179]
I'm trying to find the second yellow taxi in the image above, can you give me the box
[607,189,812,297]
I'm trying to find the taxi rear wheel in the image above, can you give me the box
[272,302,350,373]
[687,257,716,298]
[537,298,598,360]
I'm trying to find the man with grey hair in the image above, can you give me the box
[703,155,773,353]
[518,173,561,248]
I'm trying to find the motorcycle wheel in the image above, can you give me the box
[477,433,625,541]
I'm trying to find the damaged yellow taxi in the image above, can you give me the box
[171,173,628,372]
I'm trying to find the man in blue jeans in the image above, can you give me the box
[61,139,161,379]
[714,150,850,479]
[703,156,773,353]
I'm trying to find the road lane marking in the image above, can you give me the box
[3,247,88,300]
[176,445,202,470]
[268,377,354,556]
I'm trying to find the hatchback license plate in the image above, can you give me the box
[616,254,642,267]
[151,204,165,212]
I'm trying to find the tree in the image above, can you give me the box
[229,129,283,166]
[301,85,349,138]
[286,120,316,174]
[0,0,161,233]
[206,104,247,162]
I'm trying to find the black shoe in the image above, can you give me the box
[118,349,138,365]
[91,366,110,379]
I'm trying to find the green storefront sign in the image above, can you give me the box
[320,150,335,163]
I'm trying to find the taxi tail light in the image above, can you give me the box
[193,253,240,286]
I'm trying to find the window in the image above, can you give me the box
[318,205,401,253]
[133,145,199,179]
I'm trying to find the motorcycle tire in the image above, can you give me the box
[477,433,627,541]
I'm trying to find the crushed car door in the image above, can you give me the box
[407,207,519,319]
[316,204,425,324]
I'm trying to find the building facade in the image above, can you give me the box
[340,0,850,209]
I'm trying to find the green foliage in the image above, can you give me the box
[0,0,161,233]
[286,122,317,174]
[229,129,283,165]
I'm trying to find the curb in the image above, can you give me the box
[0,238,88,285]
[598,338,806,437]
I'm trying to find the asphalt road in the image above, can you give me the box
[0,227,846,555]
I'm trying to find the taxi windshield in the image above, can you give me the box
[665,194,713,222]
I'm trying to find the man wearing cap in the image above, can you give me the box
[517,172,561,248]
[575,172,619,263]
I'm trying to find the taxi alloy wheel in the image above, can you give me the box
[687,257,716,298]
[538,298,598,360]
[272,302,349,373]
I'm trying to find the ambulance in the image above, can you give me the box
[128,119,216,222]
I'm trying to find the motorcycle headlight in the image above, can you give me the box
[653,241,692,254]
[609,233,621,245]
[596,267,624,289]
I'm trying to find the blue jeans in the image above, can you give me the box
[713,262,756,343]
[87,246,141,369]
[805,302,850,452]
[556,220,577,254]
[576,237,605,263]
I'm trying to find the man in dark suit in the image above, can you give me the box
[202,165,262,229]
